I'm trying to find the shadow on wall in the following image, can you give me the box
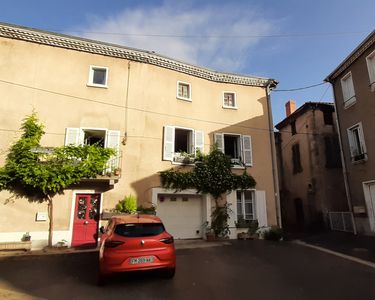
[129,94,271,207]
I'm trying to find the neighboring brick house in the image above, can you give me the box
[0,22,280,249]
[275,101,347,231]
[325,30,375,234]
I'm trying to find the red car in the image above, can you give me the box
[98,214,176,284]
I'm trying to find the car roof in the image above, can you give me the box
[111,214,162,224]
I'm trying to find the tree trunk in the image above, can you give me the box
[47,195,53,247]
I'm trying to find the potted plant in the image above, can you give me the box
[203,221,216,241]
[21,232,31,242]
[114,168,121,176]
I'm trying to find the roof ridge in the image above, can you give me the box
[0,22,276,87]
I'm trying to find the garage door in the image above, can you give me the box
[156,195,203,239]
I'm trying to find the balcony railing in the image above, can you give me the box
[102,151,122,178]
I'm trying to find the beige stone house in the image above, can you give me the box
[275,101,347,231]
[0,22,279,249]
[325,30,375,234]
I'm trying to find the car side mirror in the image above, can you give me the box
[99,226,105,234]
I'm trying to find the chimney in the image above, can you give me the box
[285,100,296,117]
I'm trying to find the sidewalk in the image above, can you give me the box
[0,239,230,259]
[295,231,375,264]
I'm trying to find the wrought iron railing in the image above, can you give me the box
[102,151,122,177]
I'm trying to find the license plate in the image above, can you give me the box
[129,256,154,265]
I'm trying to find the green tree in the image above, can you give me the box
[0,113,115,246]
[160,146,256,237]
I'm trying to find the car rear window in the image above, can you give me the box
[114,223,165,237]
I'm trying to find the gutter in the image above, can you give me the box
[265,79,282,227]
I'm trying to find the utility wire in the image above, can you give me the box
[0,78,329,137]
[273,82,327,92]
[55,29,368,39]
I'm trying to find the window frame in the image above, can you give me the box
[176,81,192,102]
[236,190,256,221]
[163,126,204,163]
[340,71,356,109]
[214,132,252,167]
[366,50,375,92]
[222,91,238,109]
[87,65,109,88]
[347,122,367,163]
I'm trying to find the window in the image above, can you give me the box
[163,126,204,162]
[114,223,165,237]
[177,81,191,101]
[214,133,252,166]
[237,190,255,221]
[366,50,375,91]
[340,72,356,108]
[88,65,108,88]
[65,127,121,171]
[347,123,367,162]
[292,143,302,174]
[323,109,333,125]
[223,92,237,108]
[291,121,297,135]
[324,136,341,168]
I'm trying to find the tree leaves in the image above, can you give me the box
[0,113,115,199]
[159,145,256,200]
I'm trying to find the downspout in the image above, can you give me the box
[123,61,131,145]
[265,80,282,227]
[329,84,357,234]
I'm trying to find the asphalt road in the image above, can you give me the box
[1,240,375,300]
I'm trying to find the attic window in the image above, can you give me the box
[88,65,108,88]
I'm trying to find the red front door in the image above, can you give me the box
[72,194,100,248]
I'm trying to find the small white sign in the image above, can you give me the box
[36,212,48,221]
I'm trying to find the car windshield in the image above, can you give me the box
[114,223,165,237]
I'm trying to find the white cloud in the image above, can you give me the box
[69,1,276,73]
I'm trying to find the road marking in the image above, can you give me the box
[294,240,375,269]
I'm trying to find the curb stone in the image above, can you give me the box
[294,240,375,269]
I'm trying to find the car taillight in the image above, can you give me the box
[160,236,174,244]
[104,240,125,248]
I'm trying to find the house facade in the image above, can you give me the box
[0,22,279,249]
[325,30,375,234]
[275,101,347,231]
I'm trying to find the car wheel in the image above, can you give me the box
[162,267,175,279]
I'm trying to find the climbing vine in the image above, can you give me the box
[0,112,115,246]
[160,146,256,237]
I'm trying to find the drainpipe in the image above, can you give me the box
[330,84,357,235]
[265,80,282,227]
[123,61,131,145]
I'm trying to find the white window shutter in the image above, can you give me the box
[194,130,204,155]
[106,130,121,152]
[65,128,80,146]
[163,126,175,161]
[214,133,224,153]
[347,129,356,157]
[255,190,267,227]
[242,135,252,166]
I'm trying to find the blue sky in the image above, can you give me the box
[1,0,374,123]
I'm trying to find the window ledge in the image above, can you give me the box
[222,105,238,110]
[87,83,108,89]
[177,96,192,102]
[344,97,356,109]
[351,155,368,164]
